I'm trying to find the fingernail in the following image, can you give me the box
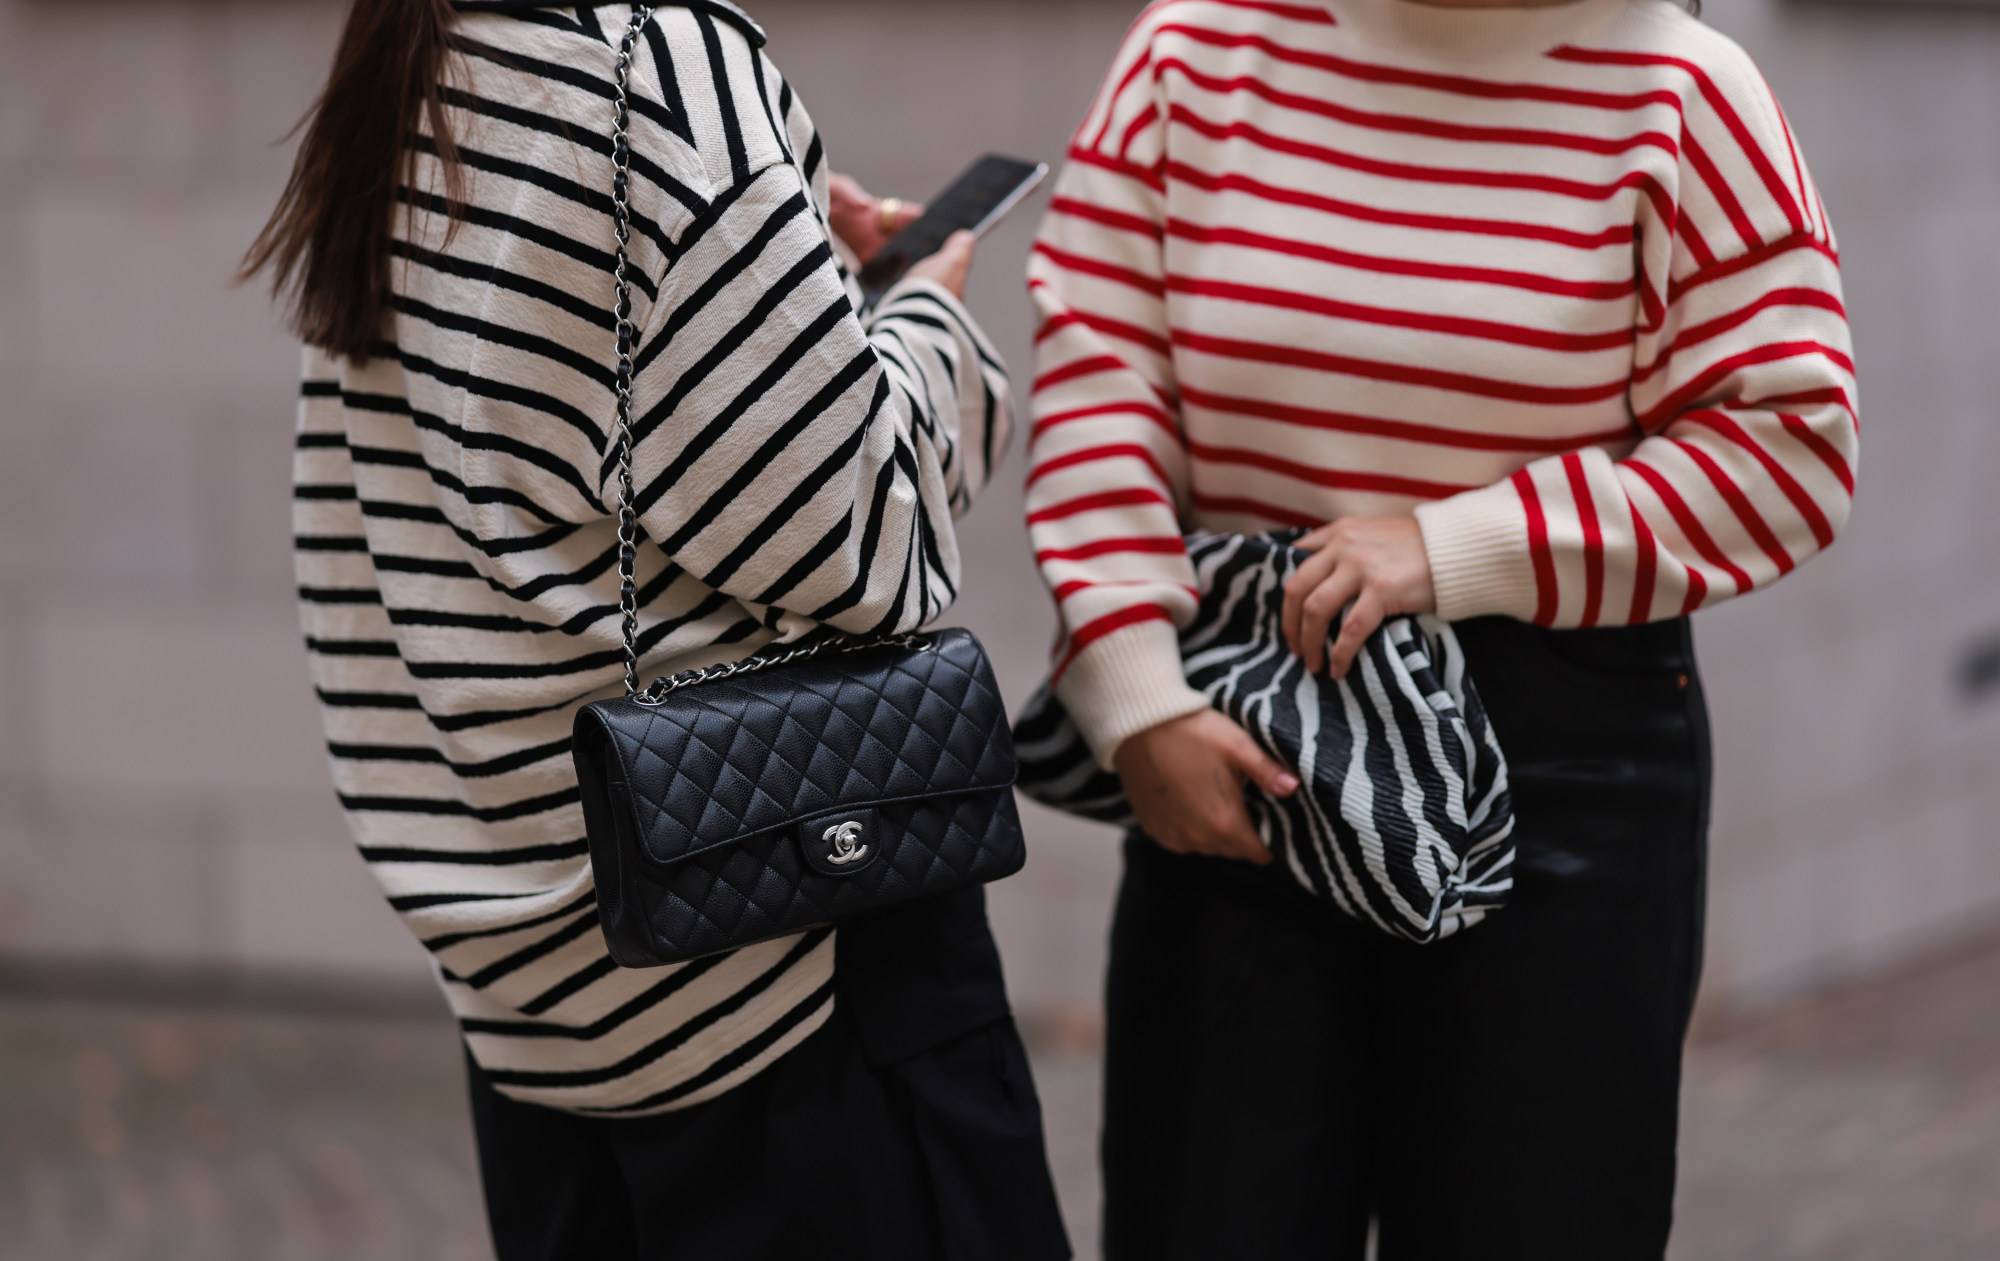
[1274,774,1301,795]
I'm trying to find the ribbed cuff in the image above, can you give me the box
[1054,619,1211,770]
[1414,483,1541,624]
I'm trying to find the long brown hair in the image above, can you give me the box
[241,0,465,363]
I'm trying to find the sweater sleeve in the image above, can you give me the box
[1414,50,1858,627]
[624,158,1011,639]
[1025,16,1211,767]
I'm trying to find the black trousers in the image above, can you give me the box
[468,888,1071,1261]
[1103,617,1712,1261]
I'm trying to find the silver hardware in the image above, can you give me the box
[610,7,656,697]
[605,9,926,704]
[823,821,870,866]
[635,632,932,706]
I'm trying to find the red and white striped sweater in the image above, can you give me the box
[1026,0,1857,762]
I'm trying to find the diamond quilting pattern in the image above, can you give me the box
[573,629,1027,967]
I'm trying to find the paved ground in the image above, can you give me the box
[3,941,1997,1261]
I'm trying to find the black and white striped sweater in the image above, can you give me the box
[292,1,1011,1115]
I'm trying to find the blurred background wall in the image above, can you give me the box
[1,0,1997,1029]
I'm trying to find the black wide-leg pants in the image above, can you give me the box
[468,887,1071,1261]
[1103,617,1712,1261]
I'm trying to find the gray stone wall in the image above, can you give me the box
[0,0,1995,1018]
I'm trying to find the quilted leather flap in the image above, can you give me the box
[579,629,1017,869]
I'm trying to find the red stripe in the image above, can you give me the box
[1682,132,1761,254]
[1071,310,1173,358]
[1188,440,1471,500]
[1681,565,1709,617]
[1776,410,1857,493]
[1179,383,1633,454]
[1677,206,1718,270]
[1667,233,1840,305]
[1157,56,1681,160]
[1188,492,1323,529]
[1775,101,1815,238]
[1053,602,1181,683]
[1032,355,1128,395]
[1032,401,1179,441]
[1624,459,1755,594]
[1548,46,1807,235]
[1168,274,1636,354]
[1167,106,1678,225]
[1033,242,1166,298]
[1154,22,1684,112]
[1028,486,1174,525]
[1679,410,1836,549]
[1028,442,1176,490]
[1172,329,1631,407]
[1633,287,1847,386]
[1167,217,1636,300]
[1052,578,1201,603]
[1167,161,1633,251]
[1668,439,1795,576]
[1037,536,1188,564]
[1090,43,1156,150]
[1199,0,1338,23]
[1636,340,1855,431]
[1628,509,1660,624]
[1514,468,1560,627]
[1119,102,1162,162]
[1562,453,1606,628]
[1066,144,1165,191]
[1050,196,1162,241]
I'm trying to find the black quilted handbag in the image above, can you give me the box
[571,10,1025,969]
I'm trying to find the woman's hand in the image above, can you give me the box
[1113,710,1300,866]
[903,230,976,301]
[1281,517,1438,677]
[827,173,921,264]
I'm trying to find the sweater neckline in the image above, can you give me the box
[1320,0,1629,64]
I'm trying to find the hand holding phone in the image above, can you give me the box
[903,231,977,299]
[860,155,1049,304]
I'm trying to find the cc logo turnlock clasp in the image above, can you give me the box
[823,821,870,866]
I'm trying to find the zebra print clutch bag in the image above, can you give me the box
[1014,531,1516,943]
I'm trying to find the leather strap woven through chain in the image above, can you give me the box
[604,8,923,707]
[610,7,655,698]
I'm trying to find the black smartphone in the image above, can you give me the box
[859,154,1049,303]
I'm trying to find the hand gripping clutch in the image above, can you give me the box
[574,630,1027,967]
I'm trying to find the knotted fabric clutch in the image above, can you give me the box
[1015,531,1516,943]
[570,11,1024,969]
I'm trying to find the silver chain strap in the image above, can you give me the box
[611,7,654,697]
[606,9,925,706]
[638,632,933,705]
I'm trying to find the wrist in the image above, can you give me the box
[1414,485,1539,623]
[1054,619,1209,769]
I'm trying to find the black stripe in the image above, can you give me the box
[341,786,581,822]
[461,951,730,1039]
[360,840,587,866]
[396,186,659,304]
[695,13,750,176]
[456,910,601,989]
[423,890,599,952]
[478,928,830,1089]
[390,890,537,912]
[315,688,423,711]
[328,735,571,778]
[586,978,835,1114]
[392,239,615,333]
[519,955,620,1017]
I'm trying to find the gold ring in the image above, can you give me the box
[877,197,904,235]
